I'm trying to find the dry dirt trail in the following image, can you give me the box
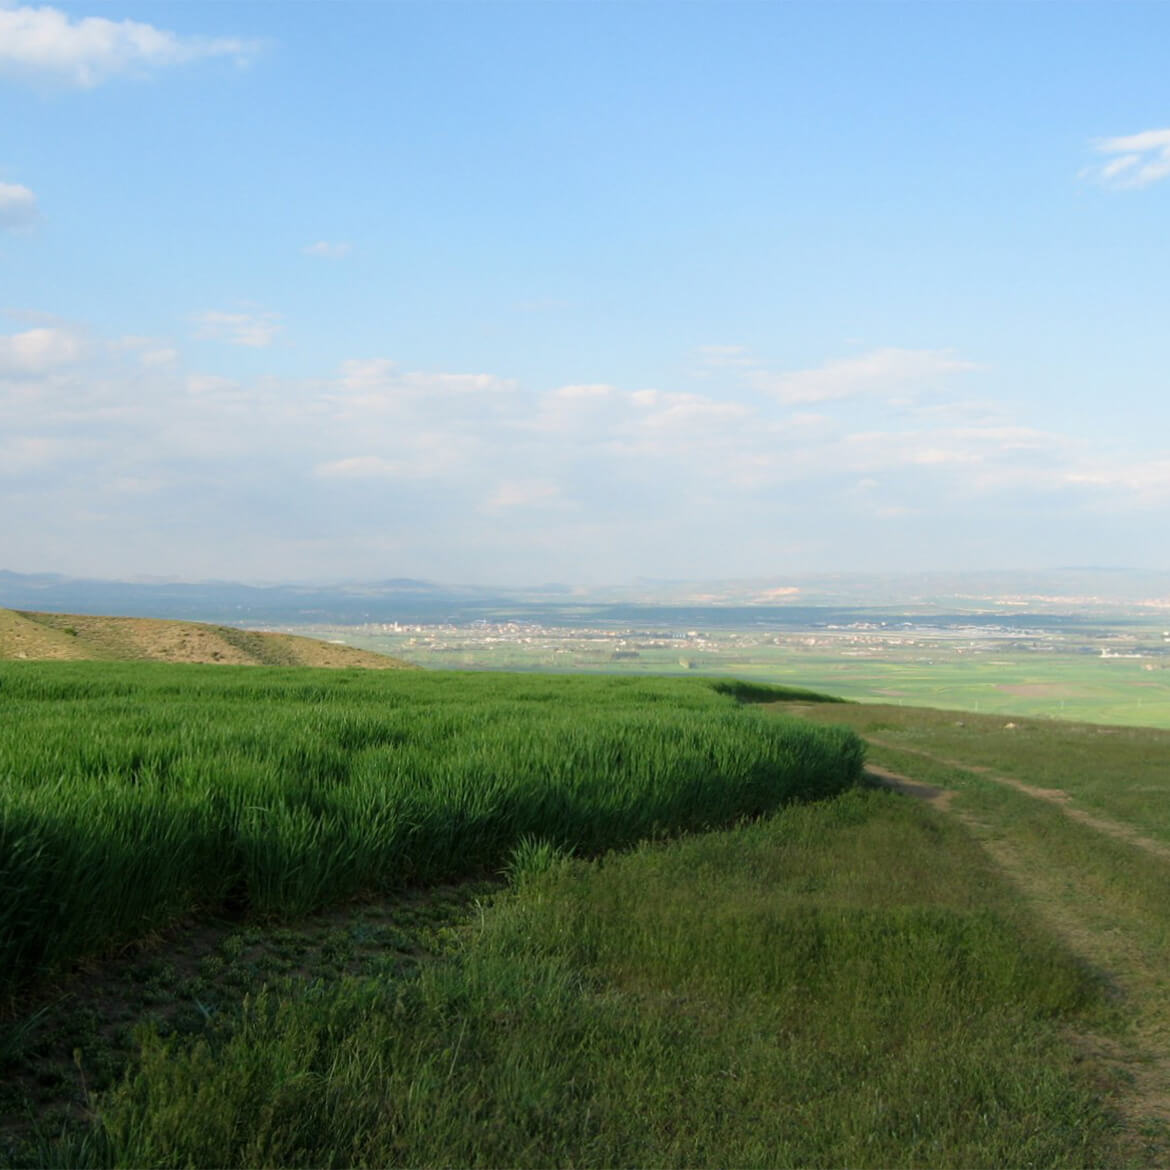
[867,736,1170,864]
[863,745,1170,1165]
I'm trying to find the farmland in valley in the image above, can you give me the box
[292,609,1170,729]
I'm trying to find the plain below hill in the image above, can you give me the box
[0,609,418,669]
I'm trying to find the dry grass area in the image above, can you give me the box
[0,610,90,662]
[0,609,416,669]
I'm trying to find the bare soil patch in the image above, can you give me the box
[864,764,956,811]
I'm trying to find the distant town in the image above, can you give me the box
[292,615,1170,671]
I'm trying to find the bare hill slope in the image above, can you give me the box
[0,609,417,669]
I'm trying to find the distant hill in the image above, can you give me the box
[0,609,418,670]
[3,567,1168,629]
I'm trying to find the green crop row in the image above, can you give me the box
[0,663,863,992]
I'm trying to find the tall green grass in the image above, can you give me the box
[0,663,863,992]
[54,790,1111,1169]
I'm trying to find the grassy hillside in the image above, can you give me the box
[8,667,1168,1166]
[0,609,415,669]
[35,791,1111,1170]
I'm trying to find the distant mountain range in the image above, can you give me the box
[1,568,1168,628]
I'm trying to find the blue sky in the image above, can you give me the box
[2,1,1168,585]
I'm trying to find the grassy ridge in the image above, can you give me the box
[51,791,1112,1169]
[0,609,414,669]
[0,664,863,993]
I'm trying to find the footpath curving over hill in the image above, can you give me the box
[0,608,417,669]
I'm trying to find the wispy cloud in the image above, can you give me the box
[0,3,257,88]
[749,347,977,405]
[192,308,282,348]
[302,241,352,260]
[5,319,1168,580]
[313,450,460,481]
[481,479,564,515]
[110,335,178,368]
[0,434,96,475]
[0,180,38,228]
[1087,128,1170,189]
[334,359,517,403]
[1066,459,1170,505]
[694,344,756,370]
[0,325,83,372]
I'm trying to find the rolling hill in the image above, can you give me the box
[0,609,417,669]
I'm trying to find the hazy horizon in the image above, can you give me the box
[4,562,1169,602]
[4,2,1169,583]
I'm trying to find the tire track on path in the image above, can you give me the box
[864,747,1170,1165]
[867,736,1170,863]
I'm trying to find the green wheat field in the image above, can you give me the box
[4,662,1170,1166]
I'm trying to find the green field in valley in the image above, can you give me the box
[313,613,1170,731]
[3,661,1170,1166]
[714,650,1170,729]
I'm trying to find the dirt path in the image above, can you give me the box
[866,749,1170,1164]
[863,764,956,810]
[867,736,1170,863]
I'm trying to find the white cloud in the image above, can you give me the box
[482,479,564,514]
[7,321,1170,580]
[1065,459,1170,505]
[108,474,163,495]
[192,308,282,348]
[694,344,755,369]
[338,359,397,391]
[110,334,177,368]
[0,180,38,228]
[840,424,1069,467]
[751,347,978,404]
[137,347,177,368]
[554,383,613,400]
[314,455,408,480]
[1089,128,1170,189]
[0,326,83,372]
[0,434,89,474]
[185,372,238,395]
[0,3,257,87]
[632,390,750,431]
[334,359,517,411]
[407,371,515,395]
[313,433,470,481]
[303,241,352,259]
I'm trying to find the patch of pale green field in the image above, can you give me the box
[324,627,1170,729]
[714,651,1170,730]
